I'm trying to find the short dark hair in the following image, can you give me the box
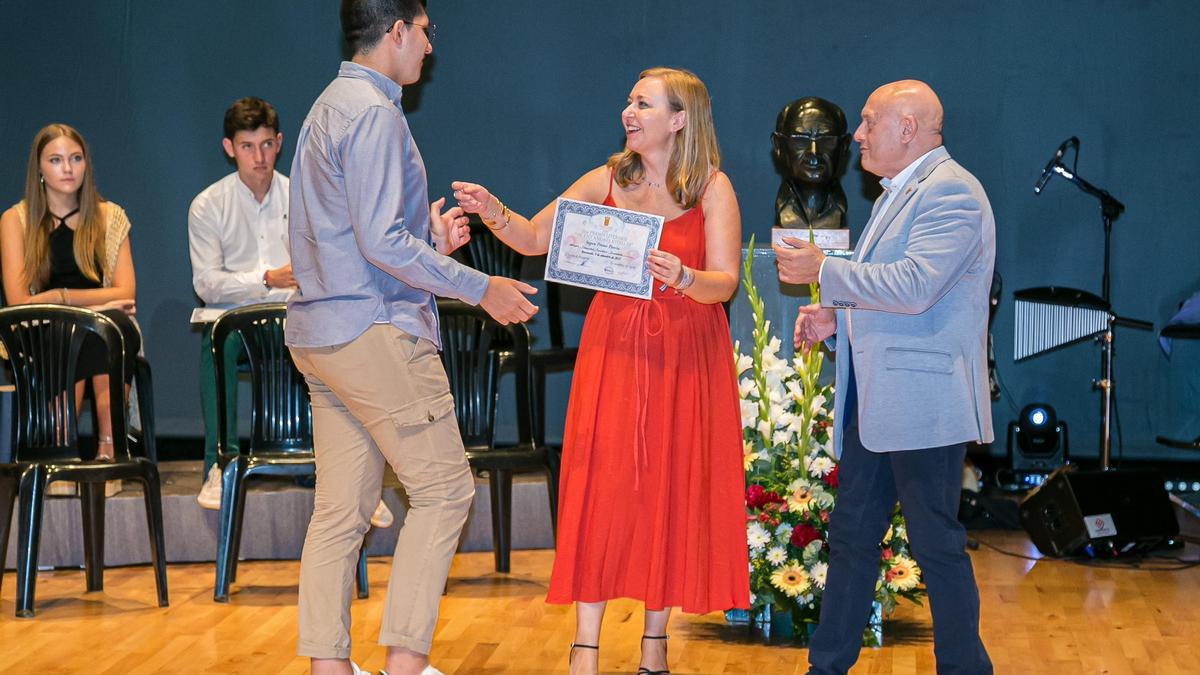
[340,0,427,54]
[223,97,279,140]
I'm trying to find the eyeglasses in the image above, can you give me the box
[387,19,437,42]
[772,131,843,154]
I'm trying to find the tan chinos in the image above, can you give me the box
[289,324,475,659]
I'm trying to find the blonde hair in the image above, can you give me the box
[20,124,107,291]
[608,67,720,209]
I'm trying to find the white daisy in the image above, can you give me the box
[747,523,771,551]
[765,546,787,565]
[809,561,829,589]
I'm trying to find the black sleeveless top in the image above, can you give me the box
[46,211,102,290]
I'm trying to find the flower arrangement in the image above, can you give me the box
[735,237,925,644]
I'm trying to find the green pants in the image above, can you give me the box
[200,329,242,473]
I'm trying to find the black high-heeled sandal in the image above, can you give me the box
[636,634,670,675]
[569,642,599,668]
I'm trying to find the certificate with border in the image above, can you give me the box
[771,227,853,259]
[545,198,665,299]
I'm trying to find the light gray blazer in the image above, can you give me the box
[821,146,996,456]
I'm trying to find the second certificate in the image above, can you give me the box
[545,197,665,299]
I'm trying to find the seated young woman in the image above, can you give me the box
[0,123,139,460]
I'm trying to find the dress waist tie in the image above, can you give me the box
[621,298,665,491]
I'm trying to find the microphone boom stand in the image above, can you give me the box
[1044,159,1150,470]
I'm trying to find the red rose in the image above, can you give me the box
[758,513,770,523]
[746,484,766,508]
[764,490,784,505]
[881,549,893,560]
[790,523,821,548]
[819,510,830,523]
[823,466,839,488]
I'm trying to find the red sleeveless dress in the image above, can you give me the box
[546,176,750,613]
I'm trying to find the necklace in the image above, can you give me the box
[646,179,664,189]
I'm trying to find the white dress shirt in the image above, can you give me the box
[819,146,941,345]
[818,146,941,284]
[188,171,294,309]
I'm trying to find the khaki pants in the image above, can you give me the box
[289,324,475,659]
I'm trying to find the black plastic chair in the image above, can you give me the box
[460,220,578,449]
[0,305,167,617]
[77,312,158,464]
[210,303,367,602]
[437,300,558,573]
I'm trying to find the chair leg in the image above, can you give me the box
[355,541,369,599]
[140,462,169,607]
[531,363,548,447]
[488,469,513,573]
[226,464,251,584]
[213,459,242,602]
[545,452,561,540]
[134,356,158,463]
[80,481,106,592]
[0,476,17,596]
[15,465,48,617]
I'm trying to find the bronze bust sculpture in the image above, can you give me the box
[772,97,851,230]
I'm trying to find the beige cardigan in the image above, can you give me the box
[12,200,132,291]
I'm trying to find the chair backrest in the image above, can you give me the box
[462,219,524,279]
[436,300,533,450]
[461,220,572,350]
[211,303,311,456]
[0,305,127,462]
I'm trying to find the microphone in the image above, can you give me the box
[1033,137,1078,194]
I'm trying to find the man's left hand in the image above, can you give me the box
[773,237,825,285]
[431,197,471,255]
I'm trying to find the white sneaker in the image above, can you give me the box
[370,498,394,528]
[197,464,223,510]
[350,663,370,675]
[378,667,444,675]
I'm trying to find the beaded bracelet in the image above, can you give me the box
[674,266,696,292]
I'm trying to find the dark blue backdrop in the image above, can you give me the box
[2,1,1197,461]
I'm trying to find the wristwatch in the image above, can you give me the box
[262,271,270,289]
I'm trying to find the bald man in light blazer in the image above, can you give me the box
[776,80,995,675]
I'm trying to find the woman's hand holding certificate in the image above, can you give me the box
[544,198,664,299]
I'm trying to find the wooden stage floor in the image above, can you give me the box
[1,531,1198,674]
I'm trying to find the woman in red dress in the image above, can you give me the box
[453,66,748,675]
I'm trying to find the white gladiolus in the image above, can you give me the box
[756,419,772,442]
[772,429,792,446]
[729,345,748,372]
[740,399,759,430]
[768,403,786,424]
[738,378,758,399]
[809,394,827,415]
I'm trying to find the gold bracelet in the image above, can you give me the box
[482,196,511,231]
[58,288,68,304]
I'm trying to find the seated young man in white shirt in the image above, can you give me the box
[188,96,393,529]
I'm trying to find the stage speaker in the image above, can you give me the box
[1019,467,1179,557]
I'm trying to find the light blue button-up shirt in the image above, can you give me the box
[286,61,489,348]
